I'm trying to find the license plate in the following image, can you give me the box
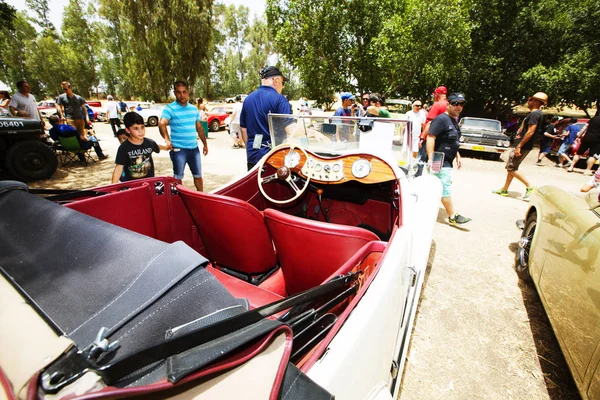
[472,145,484,151]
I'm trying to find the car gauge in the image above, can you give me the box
[285,150,301,168]
[351,159,371,178]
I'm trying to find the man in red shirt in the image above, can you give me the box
[420,86,448,142]
[415,86,448,175]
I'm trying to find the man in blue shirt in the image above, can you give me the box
[333,92,358,117]
[159,81,207,191]
[557,117,580,168]
[240,66,292,171]
[48,115,108,161]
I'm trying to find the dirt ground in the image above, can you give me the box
[20,121,592,399]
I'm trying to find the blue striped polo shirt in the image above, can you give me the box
[161,101,201,149]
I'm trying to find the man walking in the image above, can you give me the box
[406,100,426,158]
[56,81,90,139]
[493,91,547,200]
[8,80,45,127]
[556,118,580,168]
[240,66,292,171]
[427,92,471,225]
[536,116,560,165]
[105,95,121,135]
[159,81,207,191]
[569,115,600,176]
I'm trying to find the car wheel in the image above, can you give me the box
[5,140,58,182]
[227,100,233,103]
[147,116,158,126]
[491,153,502,161]
[209,120,220,132]
[515,212,536,281]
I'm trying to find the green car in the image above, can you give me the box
[516,186,600,400]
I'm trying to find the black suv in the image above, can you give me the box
[0,115,58,181]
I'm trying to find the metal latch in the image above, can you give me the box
[154,181,165,195]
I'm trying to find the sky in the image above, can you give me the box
[5,0,267,31]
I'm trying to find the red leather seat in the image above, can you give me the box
[177,185,277,276]
[263,208,380,295]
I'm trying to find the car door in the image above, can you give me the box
[537,194,600,386]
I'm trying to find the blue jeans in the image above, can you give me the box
[170,147,202,179]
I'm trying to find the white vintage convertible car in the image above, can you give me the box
[0,115,440,399]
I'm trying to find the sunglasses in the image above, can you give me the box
[414,104,422,108]
[450,101,465,107]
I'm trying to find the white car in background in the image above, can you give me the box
[137,105,164,126]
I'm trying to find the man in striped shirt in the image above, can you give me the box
[159,81,208,191]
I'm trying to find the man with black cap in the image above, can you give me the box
[427,92,471,225]
[240,66,292,171]
[493,91,547,200]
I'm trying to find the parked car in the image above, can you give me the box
[137,105,165,126]
[207,106,232,132]
[516,186,600,400]
[37,100,56,110]
[38,102,98,122]
[225,94,247,103]
[0,114,441,400]
[458,117,510,159]
[0,115,58,181]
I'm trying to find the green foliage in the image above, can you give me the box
[0,0,16,31]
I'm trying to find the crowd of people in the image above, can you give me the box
[1,73,598,204]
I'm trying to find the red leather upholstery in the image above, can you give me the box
[207,266,283,309]
[264,208,380,295]
[177,185,277,275]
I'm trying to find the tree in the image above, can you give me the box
[0,0,16,31]
[0,12,37,92]
[61,0,99,97]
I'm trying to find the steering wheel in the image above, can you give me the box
[257,144,312,205]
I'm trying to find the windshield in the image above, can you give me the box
[268,114,413,167]
[460,118,501,132]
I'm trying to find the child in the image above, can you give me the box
[112,112,170,183]
[115,128,128,144]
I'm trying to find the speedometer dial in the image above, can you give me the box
[351,159,371,179]
[284,150,301,168]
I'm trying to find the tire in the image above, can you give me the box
[491,153,502,161]
[227,99,234,103]
[5,140,58,182]
[147,116,158,126]
[515,212,536,282]
[209,120,220,132]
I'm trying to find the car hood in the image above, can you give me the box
[461,128,505,138]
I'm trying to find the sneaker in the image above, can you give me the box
[449,214,472,225]
[523,186,536,200]
[556,164,564,168]
[565,161,573,168]
[99,154,109,160]
[492,188,509,196]
[536,160,542,165]
[584,170,593,176]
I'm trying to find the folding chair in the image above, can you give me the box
[57,136,95,166]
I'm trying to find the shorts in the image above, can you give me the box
[558,142,571,155]
[434,167,453,198]
[539,142,551,154]
[170,147,202,180]
[411,132,420,153]
[230,122,241,139]
[506,148,530,172]
[577,138,600,158]
[66,118,85,137]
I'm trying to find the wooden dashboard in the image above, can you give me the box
[265,147,397,184]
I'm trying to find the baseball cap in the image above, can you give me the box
[447,92,466,103]
[260,66,287,81]
[433,86,448,95]
[341,92,355,101]
[107,95,113,100]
